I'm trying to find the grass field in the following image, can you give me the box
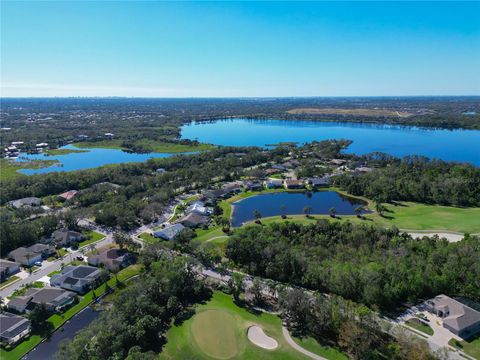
[44,148,88,156]
[449,334,480,359]
[0,276,20,289]
[405,319,434,336]
[139,232,160,244]
[0,158,58,181]
[292,336,348,360]
[78,230,106,248]
[160,291,309,360]
[0,264,142,360]
[73,139,215,153]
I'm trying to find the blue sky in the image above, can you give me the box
[1,1,479,97]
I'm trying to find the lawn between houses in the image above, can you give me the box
[0,264,143,360]
[449,334,480,359]
[161,291,346,360]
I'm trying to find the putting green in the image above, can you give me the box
[191,309,239,359]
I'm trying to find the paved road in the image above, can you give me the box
[281,326,327,360]
[0,230,113,299]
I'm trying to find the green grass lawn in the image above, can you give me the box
[405,318,434,336]
[57,248,68,257]
[0,275,20,289]
[449,334,480,359]
[0,264,142,360]
[44,148,88,156]
[0,158,58,181]
[139,232,160,244]
[72,139,215,153]
[160,291,309,360]
[195,227,229,242]
[292,336,348,360]
[78,230,106,248]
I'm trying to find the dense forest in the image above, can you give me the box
[1,97,479,154]
[56,255,211,360]
[226,221,480,310]
[334,155,480,206]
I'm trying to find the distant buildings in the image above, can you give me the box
[0,312,31,346]
[426,295,480,338]
[58,190,78,201]
[153,223,186,241]
[50,265,105,294]
[8,197,41,209]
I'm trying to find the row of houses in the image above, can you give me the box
[264,177,331,189]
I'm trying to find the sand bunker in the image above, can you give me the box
[247,325,278,350]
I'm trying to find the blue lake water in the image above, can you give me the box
[23,307,100,360]
[231,191,368,227]
[181,118,480,165]
[16,145,178,175]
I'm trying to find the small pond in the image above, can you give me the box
[231,191,368,227]
[23,307,100,360]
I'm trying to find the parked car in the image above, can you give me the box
[34,261,42,267]
[76,256,84,261]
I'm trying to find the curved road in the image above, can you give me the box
[281,326,328,360]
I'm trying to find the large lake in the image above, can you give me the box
[16,145,179,175]
[231,191,367,227]
[181,118,480,165]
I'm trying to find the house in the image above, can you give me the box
[425,295,480,338]
[8,244,56,266]
[177,212,210,228]
[264,179,283,189]
[50,265,104,294]
[35,142,48,148]
[202,189,230,203]
[0,260,21,281]
[355,166,373,173]
[8,197,41,209]
[88,248,133,271]
[271,164,286,171]
[284,179,305,189]
[0,312,31,346]
[330,159,347,166]
[153,223,186,241]
[222,181,242,194]
[58,190,78,201]
[310,177,330,188]
[51,228,84,247]
[155,168,166,174]
[264,168,281,176]
[7,287,76,313]
[186,201,210,216]
[104,132,114,138]
[243,181,263,191]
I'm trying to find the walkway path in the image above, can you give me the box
[205,235,229,243]
[281,326,328,360]
[403,230,465,243]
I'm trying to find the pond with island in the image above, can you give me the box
[230,191,368,227]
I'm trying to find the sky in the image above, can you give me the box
[1,1,479,97]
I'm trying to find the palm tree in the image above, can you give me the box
[329,207,337,218]
[303,206,312,218]
[375,202,385,217]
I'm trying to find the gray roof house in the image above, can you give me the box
[0,312,31,346]
[264,179,284,189]
[7,287,76,313]
[186,201,210,216]
[177,212,210,228]
[51,228,84,247]
[50,265,104,294]
[88,248,133,271]
[0,259,21,281]
[8,197,41,209]
[8,244,56,266]
[153,223,186,241]
[426,295,480,338]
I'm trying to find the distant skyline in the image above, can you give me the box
[1,1,479,97]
